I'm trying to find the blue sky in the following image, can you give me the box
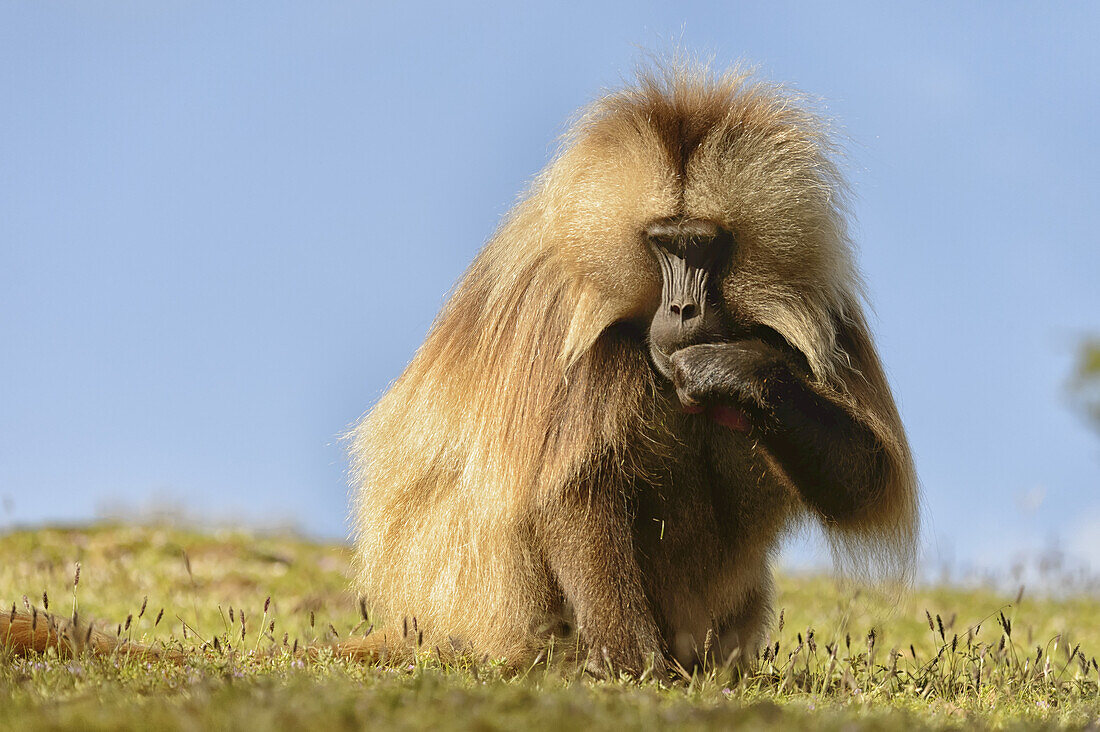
[2,3,1098,578]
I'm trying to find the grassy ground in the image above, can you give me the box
[2,524,1099,730]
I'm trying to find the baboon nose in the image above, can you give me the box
[669,299,699,325]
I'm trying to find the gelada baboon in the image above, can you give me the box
[348,61,917,673]
[1,62,916,674]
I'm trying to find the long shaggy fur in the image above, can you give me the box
[349,60,918,666]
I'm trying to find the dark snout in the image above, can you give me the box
[648,295,725,381]
[644,219,732,381]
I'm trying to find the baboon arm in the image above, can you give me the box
[538,477,666,675]
[670,338,893,523]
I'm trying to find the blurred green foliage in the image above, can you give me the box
[1071,338,1100,432]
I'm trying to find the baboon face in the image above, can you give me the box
[644,216,734,382]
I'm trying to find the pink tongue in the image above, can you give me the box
[709,405,750,432]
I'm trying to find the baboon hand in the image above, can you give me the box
[669,339,802,429]
[583,644,668,680]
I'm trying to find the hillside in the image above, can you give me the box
[2,524,1098,730]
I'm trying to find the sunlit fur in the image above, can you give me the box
[350,60,918,667]
[0,611,186,661]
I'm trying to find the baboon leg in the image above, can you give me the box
[539,479,665,675]
[715,577,773,668]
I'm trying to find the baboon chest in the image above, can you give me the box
[631,420,793,638]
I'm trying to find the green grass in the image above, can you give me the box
[2,523,1098,730]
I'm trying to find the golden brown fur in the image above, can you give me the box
[0,606,387,663]
[0,608,183,661]
[1,61,915,673]
[349,61,917,671]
